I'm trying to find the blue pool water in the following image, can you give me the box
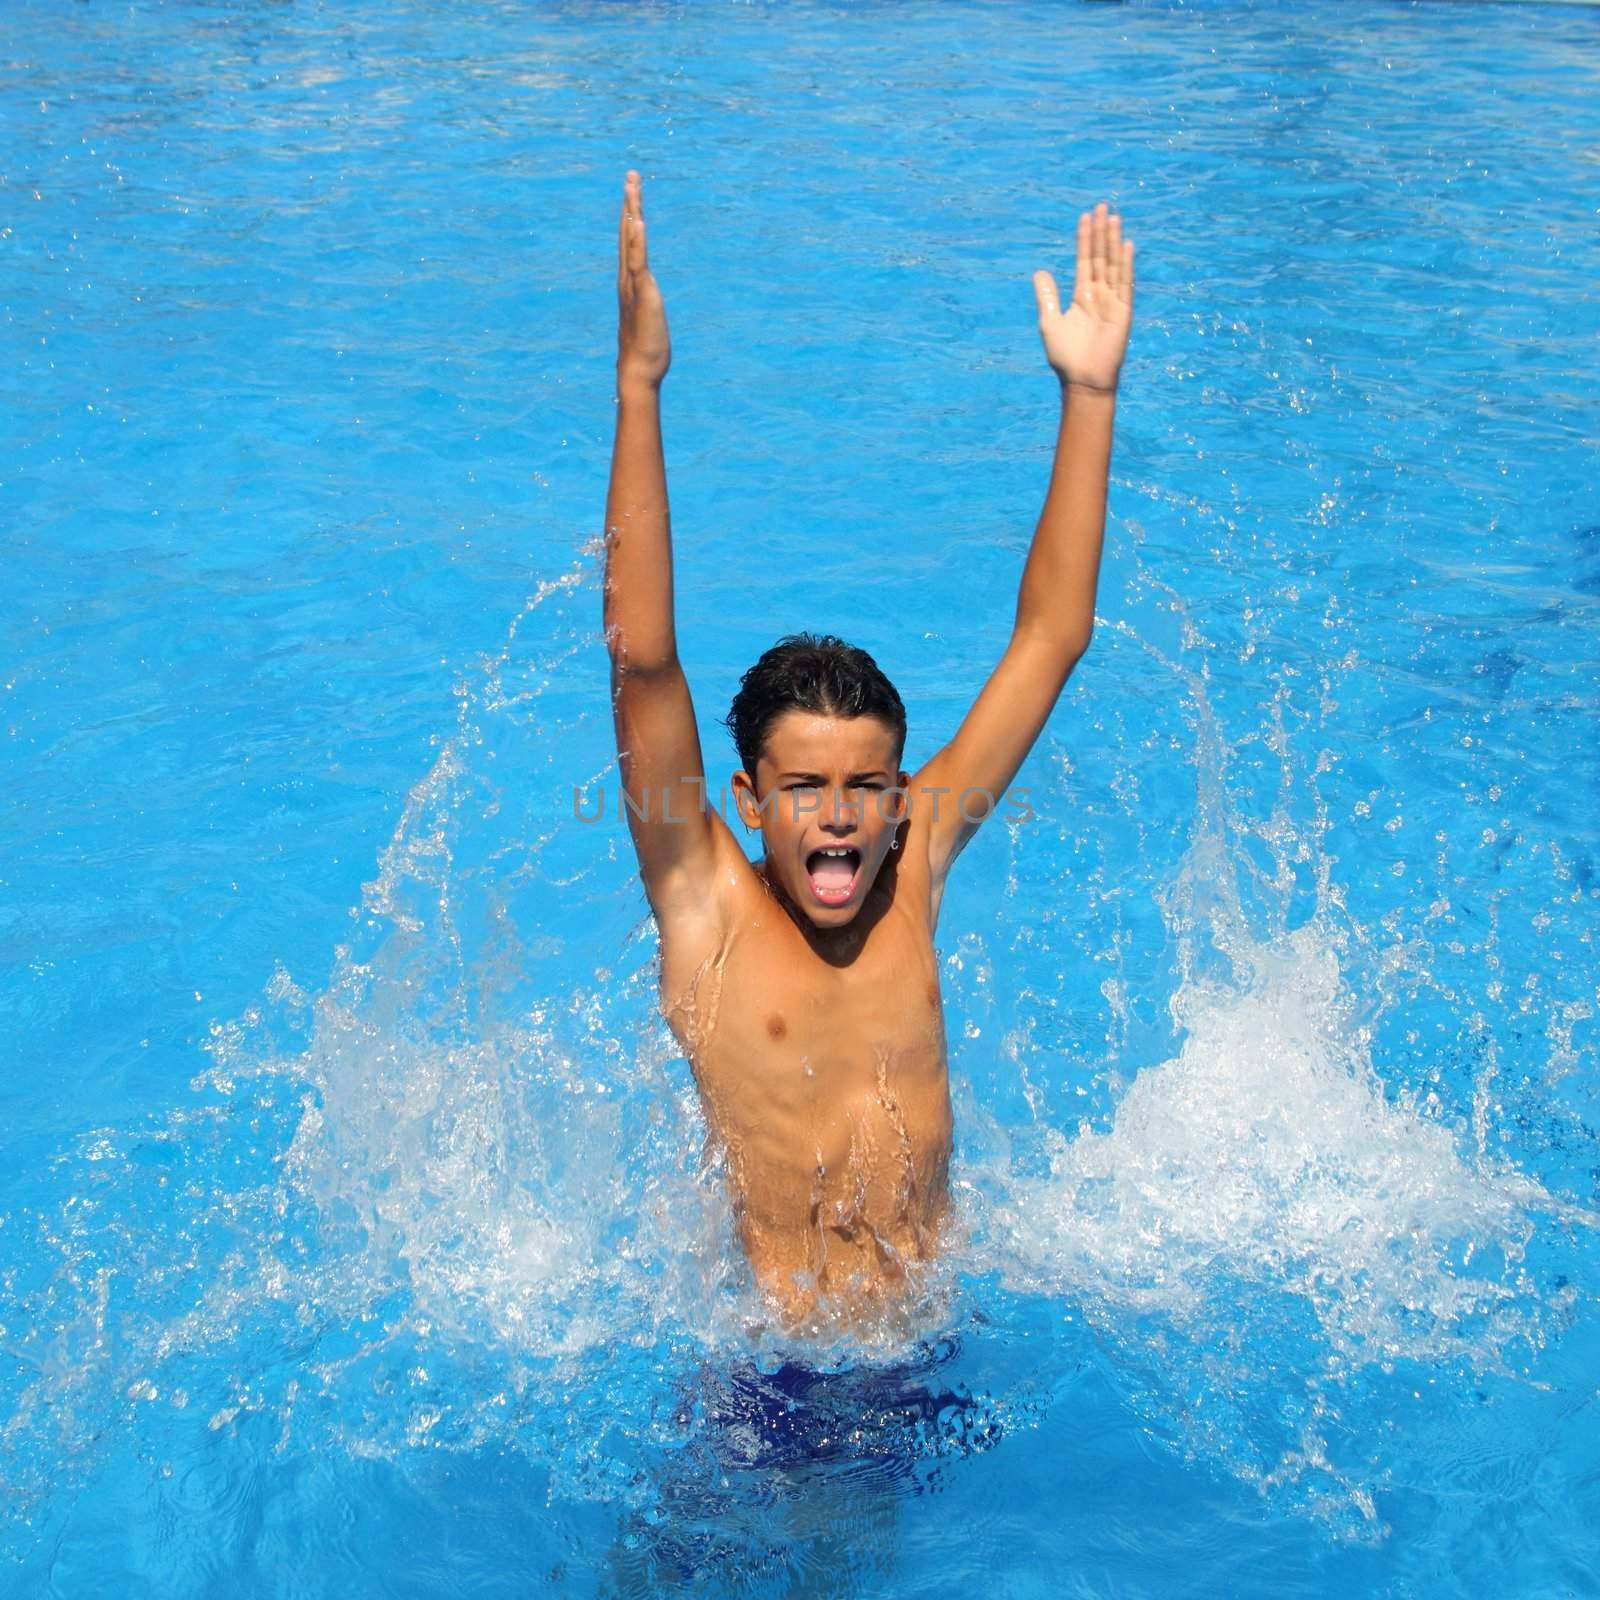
[5,1,1599,1593]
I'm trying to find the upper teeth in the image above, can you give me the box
[820,848,852,856]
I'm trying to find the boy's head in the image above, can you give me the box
[726,634,908,929]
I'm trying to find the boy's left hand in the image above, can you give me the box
[1033,203,1135,393]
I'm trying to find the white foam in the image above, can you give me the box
[978,916,1567,1370]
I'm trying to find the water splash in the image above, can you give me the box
[958,681,1591,1529]
[2,573,1590,1564]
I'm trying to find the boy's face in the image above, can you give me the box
[732,710,907,929]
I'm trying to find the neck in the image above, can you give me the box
[758,849,900,967]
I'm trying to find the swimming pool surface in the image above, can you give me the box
[5,1,1599,1594]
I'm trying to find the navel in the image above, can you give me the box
[766,1013,787,1041]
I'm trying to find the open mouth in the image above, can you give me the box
[805,845,862,907]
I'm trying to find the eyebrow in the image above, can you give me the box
[775,770,891,783]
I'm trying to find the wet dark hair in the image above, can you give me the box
[725,633,906,781]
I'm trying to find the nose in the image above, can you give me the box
[819,786,860,834]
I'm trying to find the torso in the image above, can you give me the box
[657,811,952,1329]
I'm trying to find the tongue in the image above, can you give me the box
[811,853,855,893]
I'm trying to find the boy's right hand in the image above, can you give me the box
[617,170,671,392]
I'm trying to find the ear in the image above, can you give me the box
[730,770,762,830]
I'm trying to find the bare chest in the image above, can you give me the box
[661,896,952,1223]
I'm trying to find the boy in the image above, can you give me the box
[604,171,1133,1331]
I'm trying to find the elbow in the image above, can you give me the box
[1064,622,1093,669]
[607,635,681,682]
[1015,618,1093,677]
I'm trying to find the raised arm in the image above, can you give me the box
[603,171,716,914]
[913,203,1135,882]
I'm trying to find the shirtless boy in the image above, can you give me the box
[603,171,1134,1332]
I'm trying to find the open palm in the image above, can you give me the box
[1033,203,1135,393]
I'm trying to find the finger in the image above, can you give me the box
[1071,210,1091,303]
[1093,201,1109,286]
[1107,209,1123,293]
[1032,269,1060,320]
[627,171,652,275]
[1123,238,1136,310]
[634,195,650,275]
[619,172,635,285]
